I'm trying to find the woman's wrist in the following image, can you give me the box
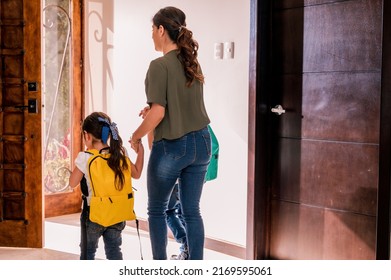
[130,133,141,144]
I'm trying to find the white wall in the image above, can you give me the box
[84,1,115,113]
[85,0,250,247]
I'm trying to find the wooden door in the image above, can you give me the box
[248,0,385,259]
[43,0,83,218]
[0,0,42,247]
[0,0,83,248]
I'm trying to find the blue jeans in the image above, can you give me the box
[147,127,211,260]
[166,183,187,252]
[80,205,126,260]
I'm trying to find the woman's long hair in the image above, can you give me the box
[82,112,129,190]
[153,6,204,87]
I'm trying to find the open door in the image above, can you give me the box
[249,0,385,259]
[43,0,83,218]
[0,0,83,249]
[268,0,382,260]
[0,0,43,248]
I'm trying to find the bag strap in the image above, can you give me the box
[87,154,107,197]
[99,147,110,154]
[135,218,143,260]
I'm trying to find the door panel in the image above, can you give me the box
[0,0,42,247]
[270,201,377,259]
[302,1,382,72]
[302,73,380,142]
[275,139,378,215]
[43,0,83,218]
[268,0,382,259]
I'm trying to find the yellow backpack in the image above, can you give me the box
[86,148,136,227]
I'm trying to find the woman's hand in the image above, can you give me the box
[129,136,141,153]
[130,103,165,151]
[129,105,148,153]
[139,106,150,119]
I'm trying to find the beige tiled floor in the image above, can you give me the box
[0,213,239,260]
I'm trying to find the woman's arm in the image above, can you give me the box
[131,103,165,144]
[147,131,154,150]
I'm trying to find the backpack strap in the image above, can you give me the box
[86,150,103,197]
[99,147,110,154]
[84,149,96,156]
[80,150,95,197]
[80,176,89,197]
[86,149,114,197]
[135,218,143,260]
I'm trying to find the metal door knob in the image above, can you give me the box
[271,105,286,115]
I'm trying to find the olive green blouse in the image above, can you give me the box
[145,50,210,141]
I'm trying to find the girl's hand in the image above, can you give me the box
[136,141,144,154]
[129,137,142,153]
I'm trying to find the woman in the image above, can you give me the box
[130,6,211,260]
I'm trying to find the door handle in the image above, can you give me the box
[271,105,286,115]
[14,99,38,113]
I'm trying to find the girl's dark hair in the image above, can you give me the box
[153,6,204,87]
[82,112,129,191]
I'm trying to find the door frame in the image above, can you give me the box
[377,0,391,260]
[247,0,391,260]
[247,0,272,260]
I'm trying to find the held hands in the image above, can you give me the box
[130,105,150,153]
[129,137,142,153]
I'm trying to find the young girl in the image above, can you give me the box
[69,112,144,260]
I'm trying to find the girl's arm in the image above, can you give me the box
[131,142,144,179]
[69,166,84,188]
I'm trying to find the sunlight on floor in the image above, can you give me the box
[0,213,239,260]
[45,218,151,260]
